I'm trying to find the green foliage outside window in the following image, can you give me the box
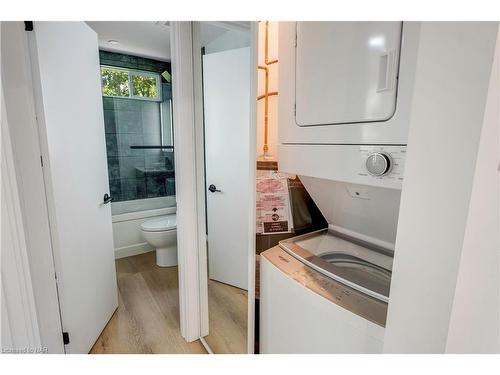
[101,68,129,97]
[132,74,158,98]
[101,67,160,101]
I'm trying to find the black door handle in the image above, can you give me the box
[103,193,113,204]
[208,184,221,193]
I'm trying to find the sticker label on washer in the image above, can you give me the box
[263,221,289,233]
[256,175,292,234]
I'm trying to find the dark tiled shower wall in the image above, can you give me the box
[100,50,171,74]
[104,97,175,202]
[101,51,174,202]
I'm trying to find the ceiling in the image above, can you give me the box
[86,21,251,62]
[86,21,172,61]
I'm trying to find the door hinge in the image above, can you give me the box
[24,21,34,32]
[62,331,70,345]
[294,103,297,116]
[40,155,44,167]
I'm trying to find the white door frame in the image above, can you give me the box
[191,21,210,338]
[178,21,258,352]
[172,21,258,350]
[1,21,64,353]
[170,22,204,342]
[1,53,41,351]
[3,20,257,351]
[246,23,258,353]
[5,20,211,351]
[4,20,209,351]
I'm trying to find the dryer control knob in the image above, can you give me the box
[366,152,392,176]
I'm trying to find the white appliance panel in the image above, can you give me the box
[279,22,420,145]
[279,144,406,190]
[260,248,385,353]
[298,176,402,247]
[295,22,401,126]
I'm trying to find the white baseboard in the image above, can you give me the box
[114,243,154,259]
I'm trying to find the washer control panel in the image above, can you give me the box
[359,146,406,183]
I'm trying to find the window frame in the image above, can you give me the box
[100,65,162,102]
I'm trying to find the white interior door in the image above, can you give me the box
[29,22,118,353]
[203,47,250,290]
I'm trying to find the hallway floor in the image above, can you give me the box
[205,279,248,353]
[90,252,207,354]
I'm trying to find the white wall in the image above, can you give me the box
[204,29,250,54]
[445,30,500,353]
[112,206,175,259]
[1,21,64,353]
[112,217,153,259]
[383,22,499,353]
[1,33,41,350]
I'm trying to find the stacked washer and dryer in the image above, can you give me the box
[259,22,420,353]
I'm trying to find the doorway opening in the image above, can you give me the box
[194,21,254,354]
[86,21,203,353]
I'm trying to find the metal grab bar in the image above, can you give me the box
[129,145,174,149]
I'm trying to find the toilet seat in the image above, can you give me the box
[141,215,176,232]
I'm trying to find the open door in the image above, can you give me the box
[203,47,251,289]
[204,47,251,290]
[29,22,118,353]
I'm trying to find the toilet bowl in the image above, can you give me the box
[140,214,177,267]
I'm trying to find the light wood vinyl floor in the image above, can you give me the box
[90,251,206,354]
[204,279,248,354]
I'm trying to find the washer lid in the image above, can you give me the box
[279,229,394,302]
[141,215,176,232]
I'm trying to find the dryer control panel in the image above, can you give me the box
[279,143,406,190]
[359,146,406,183]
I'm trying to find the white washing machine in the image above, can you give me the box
[260,229,392,353]
[278,21,420,188]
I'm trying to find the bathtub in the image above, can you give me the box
[111,196,176,259]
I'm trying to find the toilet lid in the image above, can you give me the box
[141,215,176,232]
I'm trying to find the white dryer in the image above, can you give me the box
[278,22,420,189]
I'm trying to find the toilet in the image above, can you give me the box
[140,214,178,267]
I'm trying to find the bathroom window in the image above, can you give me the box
[101,66,161,101]
[131,72,159,99]
[101,67,129,97]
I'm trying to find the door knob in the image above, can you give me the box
[103,193,113,204]
[208,184,221,193]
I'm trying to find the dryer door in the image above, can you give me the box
[295,22,402,126]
